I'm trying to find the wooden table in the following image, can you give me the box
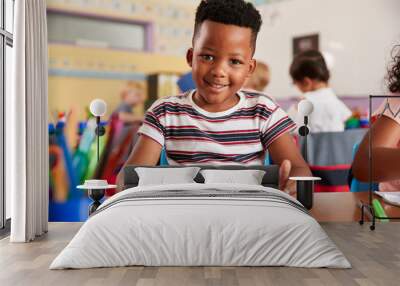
[310,192,400,222]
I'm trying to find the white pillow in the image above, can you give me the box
[200,169,266,185]
[135,167,201,186]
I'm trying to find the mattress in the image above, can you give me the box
[50,183,351,269]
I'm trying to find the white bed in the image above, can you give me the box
[50,183,351,269]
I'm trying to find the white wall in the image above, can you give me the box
[255,0,400,99]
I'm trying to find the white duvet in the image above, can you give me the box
[50,183,351,269]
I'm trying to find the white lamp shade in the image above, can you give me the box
[298,99,314,116]
[89,99,107,117]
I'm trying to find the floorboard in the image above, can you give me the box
[0,222,399,286]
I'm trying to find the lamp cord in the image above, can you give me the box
[96,116,100,163]
[97,131,100,163]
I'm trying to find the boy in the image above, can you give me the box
[117,0,311,192]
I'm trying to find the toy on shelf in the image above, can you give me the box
[345,107,369,129]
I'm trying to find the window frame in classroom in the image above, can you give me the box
[0,0,14,234]
[46,10,150,52]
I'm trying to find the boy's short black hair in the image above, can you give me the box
[388,45,400,93]
[290,50,330,82]
[193,0,262,51]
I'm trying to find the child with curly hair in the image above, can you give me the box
[353,45,400,190]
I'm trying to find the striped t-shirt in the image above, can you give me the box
[138,89,296,165]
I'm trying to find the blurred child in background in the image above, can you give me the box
[110,81,145,150]
[243,61,270,92]
[113,81,145,125]
[353,45,400,190]
[288,50,351,132]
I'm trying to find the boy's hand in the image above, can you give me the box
[269,134,311,195]
[279,159,292,193]
[116,171,124,193]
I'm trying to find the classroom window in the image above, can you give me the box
[47,12,148,51]
[1,0,14,231]
[5,0,13,33]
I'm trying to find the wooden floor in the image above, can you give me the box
[0,222,399,286]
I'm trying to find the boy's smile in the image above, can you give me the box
[187,20,256,113]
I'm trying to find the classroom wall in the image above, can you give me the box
[48,45,190,119]
[46,0,196,56]
[46,0,197,120]
[256,0,400,99]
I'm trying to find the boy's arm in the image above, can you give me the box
[116,134,162,192]
[353,115,400,182]
[268,133,312,193]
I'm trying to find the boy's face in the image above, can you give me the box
[187,20,256,110]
